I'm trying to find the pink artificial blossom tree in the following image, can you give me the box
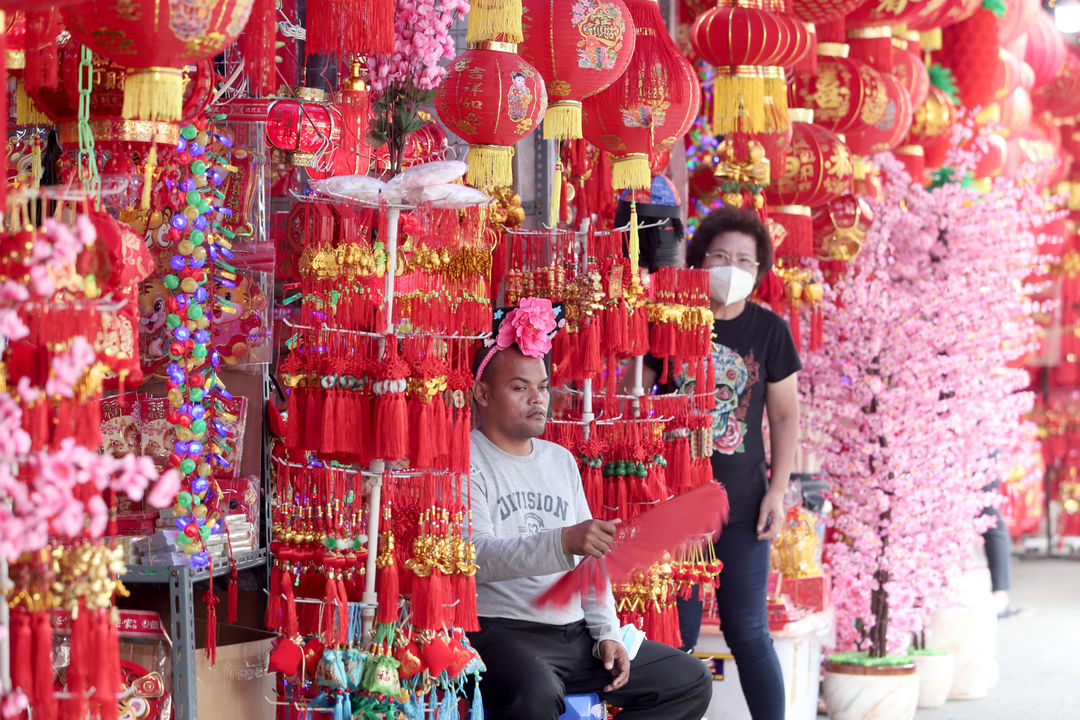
[801,131,1052,657]
[367,0,469,174]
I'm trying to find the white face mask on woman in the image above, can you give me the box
[708,265,755,306]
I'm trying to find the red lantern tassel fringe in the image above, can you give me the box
[204,585,219,667]
[242,0,279,96]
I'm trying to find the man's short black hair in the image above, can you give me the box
[685,205,774,287]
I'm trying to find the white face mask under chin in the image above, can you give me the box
[709,265,756,306]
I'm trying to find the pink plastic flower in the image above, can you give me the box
[147,468,181,509]
[495,297,558,358]
[0,280,28,302]
[0,309,28,342]
[1,690,29,719]
[28,265,54,298]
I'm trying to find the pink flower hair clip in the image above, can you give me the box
[474,297,566,381]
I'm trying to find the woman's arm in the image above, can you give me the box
[759,372,800,540]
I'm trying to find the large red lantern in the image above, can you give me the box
[812,193,873,261]
[436,45,548,188]
[998,0,1036,43]
[765,114,854,257]
[790,0,868,24]
[265,99,344,168]
[1022,9,1065,90]
[904,85,958,169]
[845,0,930,28]
[1033,45,1080,119]
[791,44,888,134]
[582,57,699,189]
[844,73,913,155]
[519,0,637,139]
[906,0,981,32]
[692,0,810,134]
[26,40,213,146]
[891,39,929,108]
[63,0,253,122]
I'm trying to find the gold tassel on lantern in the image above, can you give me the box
[549,160,562,227]
[15,80,51,126]
[141,145,157,210]
[466,0,524,44]
[544,101,583,140]
[713,66,767,134]
[628,200,640,278]
[122,67,184,122]
[762,67,789,132]
[467,144,515,189]
[612,153,651,191]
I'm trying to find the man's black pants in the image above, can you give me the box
[469,617,712,720]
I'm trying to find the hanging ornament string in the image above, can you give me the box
[76,45,101,204]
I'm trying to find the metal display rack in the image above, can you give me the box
[121,548,270,720]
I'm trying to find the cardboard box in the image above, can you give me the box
[196,626,276,720]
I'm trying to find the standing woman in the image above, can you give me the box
[641,205,801,720]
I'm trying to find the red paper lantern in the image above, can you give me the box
[906,0,981,31]
[905,86,957,148]
[436,45,548,188]
[1033,46,1080,119]
[765,115,854,257]
[582,18,700,189]
[692,0,810,134]
[26,40,213,146]
[999,0,1036,43]
[845,0,929,28]
[518,0,637,139]
[993,48,1024,101]
[265,99,344,168]
[63,0,252,122]
[891,42,929,109]
[844,73,913,155]
[812,193,873,261]
[790,0,868,24]
[892,144,926,183]
[791,45,888,134]
[1022,9,1066,90]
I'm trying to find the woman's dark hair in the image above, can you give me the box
[685,205,774,287]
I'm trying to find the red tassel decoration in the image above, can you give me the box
[321,568,339,645]
[24,9,59,97]
[374,340,410,461]
[10,608,32,697]
[97,613,120,720]
[376,481,400,624]
[790,305,802,354]
[66,603,88,720]
[228,562,239,624]
[811,305,824,351]
[455,572,480,632]
[265,553,283,631]
[242,0,278,95]
[204,586,219,666]
[304,0,394,58]
[32,608,56,720]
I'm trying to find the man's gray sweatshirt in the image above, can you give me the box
[467,428,622,649]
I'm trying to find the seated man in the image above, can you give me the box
[466,306,712,720]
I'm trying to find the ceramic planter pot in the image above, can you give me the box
[927,567,998,699]
[822,659,919,720]
[913,651,955,708]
